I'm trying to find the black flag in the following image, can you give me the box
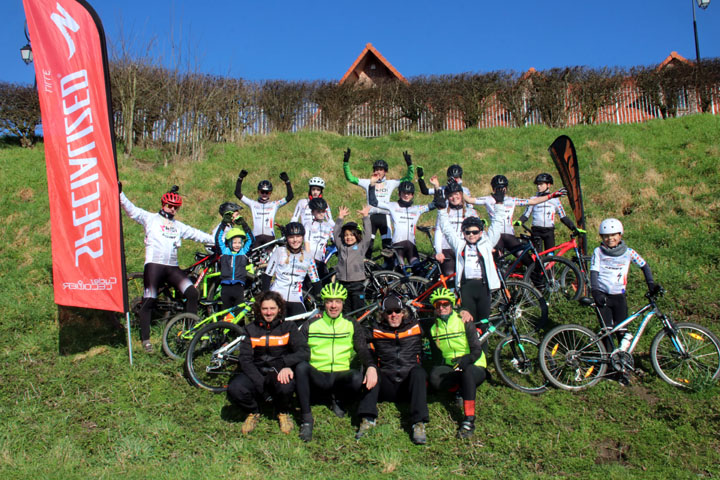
[548,135,587,255]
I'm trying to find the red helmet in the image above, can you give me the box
[161,191,183,207]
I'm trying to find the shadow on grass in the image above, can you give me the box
[58,305,127,355]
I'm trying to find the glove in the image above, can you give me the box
[480,219,488,228]
[118,181,122,194]
[513,220,523,227]
[433,189,447,208]
[343,148,351,163]
[454,356,473,370]
[169,185,180,194]
[574,227,587,235]
[222,211,235,223]
[548,187,567,199]
[648,283,662,296]
[279,172,290,183]
[492,190,505,204]
[403,151,412,166]
[417,166,425,178]
[237,216,251,231]
[238,169,248,180]
[591,290,607,307]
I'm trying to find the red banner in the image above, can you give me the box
[23,0,126,312]
[548,135,587,256]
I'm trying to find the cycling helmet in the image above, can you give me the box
[599,218,623,235]
[225,227,247,242]
[461,216,485,231]
[308,197,328,212]
[284,221,305,237]
[373,159,389,171]
[218,202,242,216]
[258,180,273,192]
[321,282,348,301]
[490,175,509,190]
[398,181,415,194]
[429,287,456,305]
[161,186,182,207]
[445,181,464,195]
[308,177,325,189]
[534,173,554,185]
[447,164,463,179]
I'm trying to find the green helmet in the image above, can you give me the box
[225,227,247,242]
[429,287,456,305]
[320,282,348,301]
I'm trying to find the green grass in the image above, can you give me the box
[1,116,720,478]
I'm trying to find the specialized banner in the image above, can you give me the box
[548,135,587,255]
[23,0,126,312]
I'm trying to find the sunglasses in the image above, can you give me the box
[433,300,452,308]
[164,204,180,210]
[384,308,403,315]
[463,229,481,235]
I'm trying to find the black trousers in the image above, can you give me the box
[366,213,392,258]
[459,278,491,324]
[598,293,628,330]
[220,283,245,311]
[531,226,556,253]
[226,371,295,413]
[139,262,198,341]
[429,364,487,401]
[439,248,456,277]
[357,365,429,425]
[340,280,366,316]
[295,361,363,423]
[496,234,533,267]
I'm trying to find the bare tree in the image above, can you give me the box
[696,59,720,113]
[570,67,625,125]
[258,80,310,133]
[529,67,574,128]
[451,72,499,129]
[312,81,368,135]
[425,75,455,132]
[633,62,694,119]
[496,71,531,128]
[0,82,41,147]
[394,77,430,131]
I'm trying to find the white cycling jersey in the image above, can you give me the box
[120,193,214,266]
[433,205,477,253]
[291,197,333,225]
[240,197,288,237]
[358,178,402,215]
[374,199,433,244]
[426,185,471,197]
[265,247,320,303]
[590,247,647,295]
[522,197,567,228]
[473,196,531,235]
[303,218,335,262]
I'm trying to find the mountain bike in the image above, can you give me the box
[184,308,320,393]
[537,288,720,391]
[530,230,591,298]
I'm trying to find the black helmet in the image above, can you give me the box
[284,222,305,237]
[490,175,509,190]
[308,197,328,212]
[461,216,485,231]
[258,180,273,192]
[534,173,554,185]
[447,164,463,179]
[398,181,415,194]
[445,181,463,195]
[373,159,389,171]
[218,202,242,216]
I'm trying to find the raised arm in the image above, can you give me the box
[399,151,415,182]
[279,172,294,203]
[234,170,248,201]
[342,148,360,185]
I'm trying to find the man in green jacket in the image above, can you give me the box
[295,282,374,442]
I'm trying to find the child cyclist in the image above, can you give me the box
[262,222,322,317]
[214,225,252,311]
[291,177,333,225]
[334,205,373,314]
[343,148,415,256]
[590,218,660,348]
[235,170,294,248]
[417,164,471,197]
[515,173,584,252]
[303,197,335,285]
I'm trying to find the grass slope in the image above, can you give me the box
[1,115,719,478]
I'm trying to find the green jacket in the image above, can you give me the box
[430,311,486,368]
[300,312,370,372]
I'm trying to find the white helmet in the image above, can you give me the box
[308,177,325,189]
[599,218,623,235]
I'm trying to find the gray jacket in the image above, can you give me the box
[333,215,372,282]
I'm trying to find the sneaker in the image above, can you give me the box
[241,413,261,434]
[457,417,475,439]
[331,398,347,418]
[277,413,294,434]
[142,340,153,353]
[617,373,631,387]
[411,422,427,445]
[355,418,376,440]
[299,422,313,442]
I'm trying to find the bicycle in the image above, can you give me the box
[537,288,720,391]
[530,230,591,298]
[184,308,320,393]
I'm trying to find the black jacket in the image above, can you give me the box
[359,316,424,383]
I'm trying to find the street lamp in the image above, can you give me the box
[692,0,711,65]
[20,21,33,65]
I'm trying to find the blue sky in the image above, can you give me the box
[3,0,720,85]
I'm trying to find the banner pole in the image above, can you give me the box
[126,312,133,366]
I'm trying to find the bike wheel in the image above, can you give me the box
[386,275,430,300]
[364,270,403,303]
[491,280,548,336]
[538,324,608,391]
[650,322,720,388]
[185,321,244,393]
[162,313,201,361]
[524,255,584,303]
[493,334,548,395]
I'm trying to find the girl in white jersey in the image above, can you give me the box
[119,184,214,353]
[235,170,294,248]
[303,198,335,285]
[291,177,333,225]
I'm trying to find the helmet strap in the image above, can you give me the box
[398,198,413,208]
[257,195,269,204]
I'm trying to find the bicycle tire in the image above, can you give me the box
[386,275,430,300]
[493,334,548,395]
[162,313,201,361]
[364,270,403,303]
[650,322,720,388]
[524,255,584,303]
[491,280,548,336]
[185,321,245,393]
[538,324,608,391]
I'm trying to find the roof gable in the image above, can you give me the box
[340,43,408,86]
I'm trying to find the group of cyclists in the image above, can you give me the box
[120,147,659,443]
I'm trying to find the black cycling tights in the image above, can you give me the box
[139,262,198,341]
[366,214,392,258]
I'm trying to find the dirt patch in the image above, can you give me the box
[593,439,630,465]
[628,383,660,406]
[18,188,34,202]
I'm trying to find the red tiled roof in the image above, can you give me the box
[339,43,409,85]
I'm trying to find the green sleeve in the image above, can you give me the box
[400,163,415,182]
[343,162,359,185]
